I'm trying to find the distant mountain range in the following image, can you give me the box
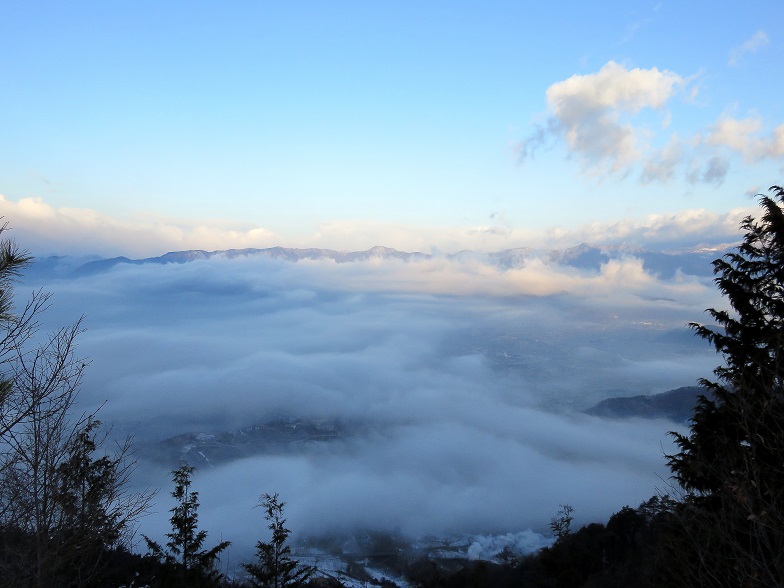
[28,242,728,280]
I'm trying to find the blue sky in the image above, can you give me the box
[2,1,782,255]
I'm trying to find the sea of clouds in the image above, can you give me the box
[19,252,726,562]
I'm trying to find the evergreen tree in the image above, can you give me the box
[0,224,152,588]
[0,224,32,384]
[243,493,312,588]
[51,418,151,586]
[667,185,784,587]
[144,464,231,587]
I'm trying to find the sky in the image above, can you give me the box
[1,1,783,257]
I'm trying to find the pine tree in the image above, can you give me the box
[243,493,313,588]
[144,464,231,587]
[666,185,784,587]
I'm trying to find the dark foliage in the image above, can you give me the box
[403,497,674,588]
[243,492,313,588]
[144,464,231,587]
[666,185,784,587]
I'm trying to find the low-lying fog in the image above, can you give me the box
[21,252,724,561]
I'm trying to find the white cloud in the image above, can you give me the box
[707,116,762,151]
[2,194,549,257]
[550,206,749,250]
[547,61,681,114]
[728,31,769,66]
[519,61,783,185]
[0,195,280,257]
[706,117,784,162]
[270,255,707,302]
[0,193,752,259]
[521,61,684,174]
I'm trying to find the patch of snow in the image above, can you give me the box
[465,531,552,561]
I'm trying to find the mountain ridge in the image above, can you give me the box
[32,242,728,279]
[584,386,705,423]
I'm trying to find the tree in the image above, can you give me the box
[1,411,152,587]
[0,225,152,587]
[243,493,313,588]
[549,504,574,542]
[666,185,784,586]
[0,226,69,443]
[144,464,231,587]
[52,418,152,586]
[0,321,85,587]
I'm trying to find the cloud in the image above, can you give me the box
[707,116,762,152]
[519,62,784,185]
[728,31,769,66]
[547,61,680,114]
[0,195,281,257]
[641,136,683,183]
[705,116,784,162]
[519,61,684,174]
[701,155,731,185]
[548,206,749,251]
[290,254,712,304]
[744,185,763,198]
[24,253,720,560]
[0,193,752,259]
